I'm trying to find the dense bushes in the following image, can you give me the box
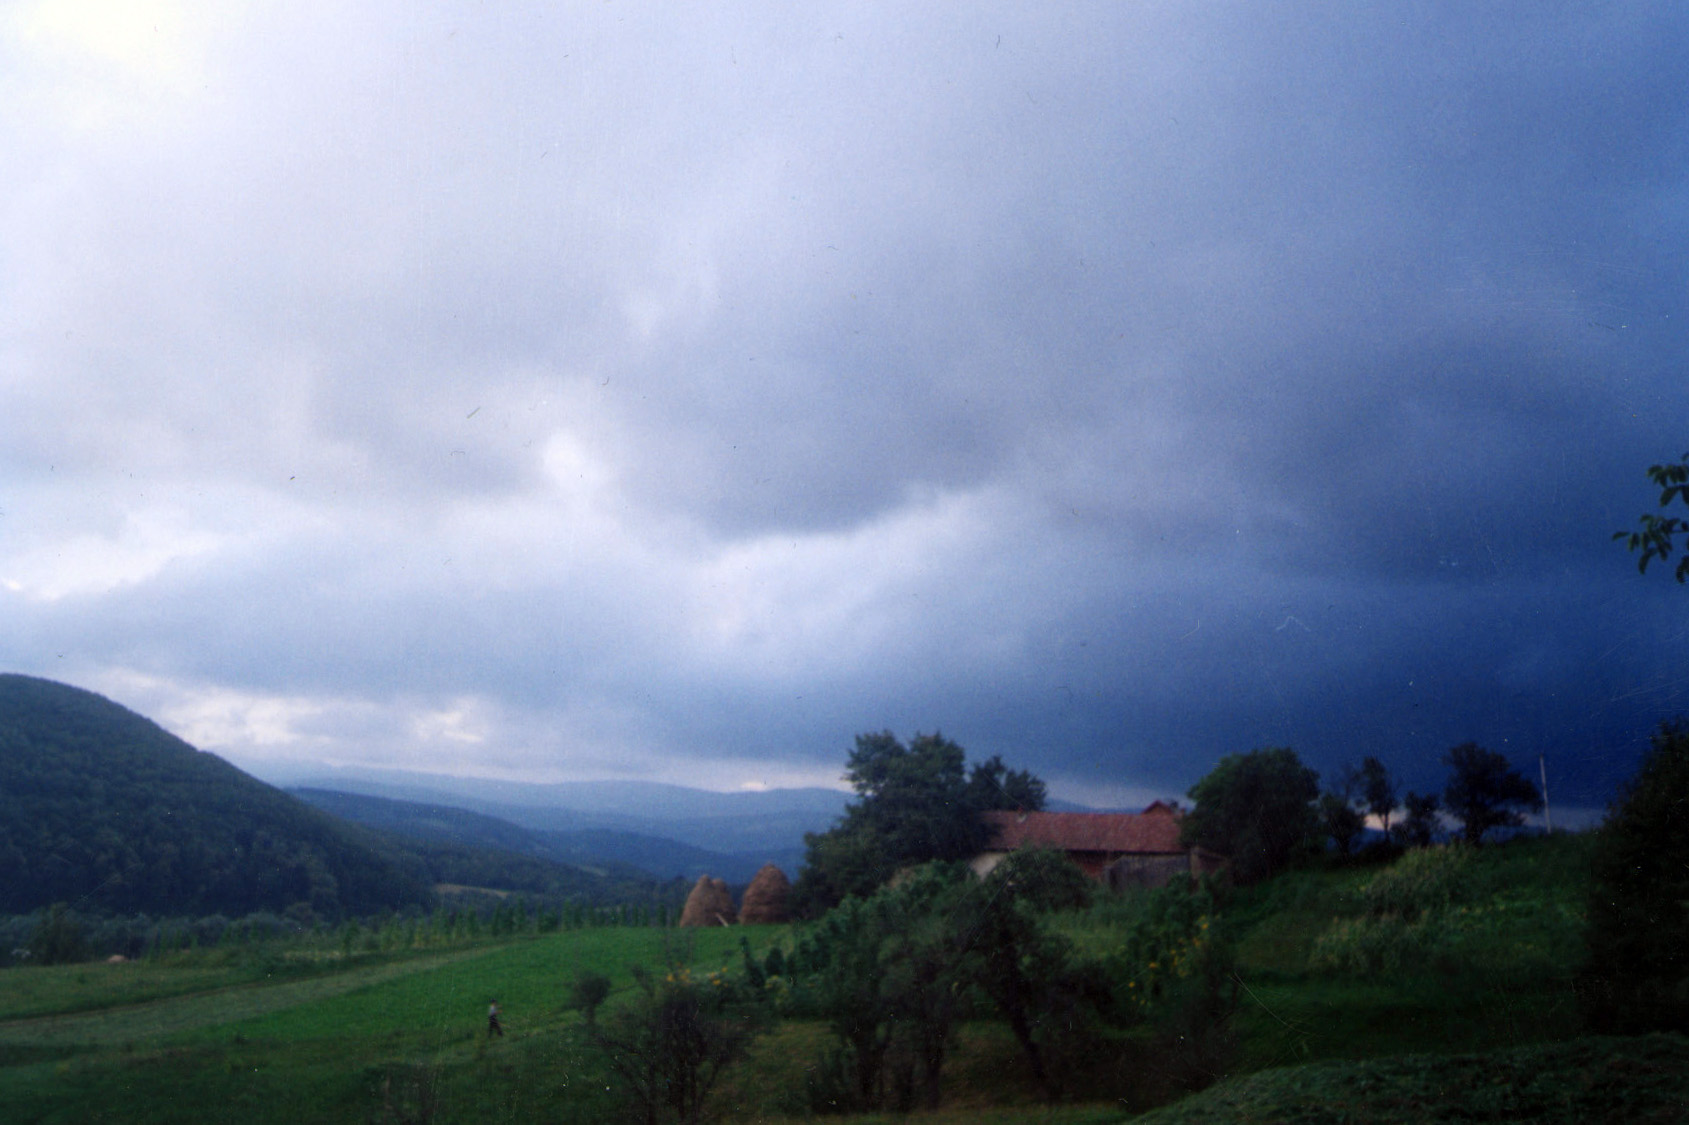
[1580,721,1689,1033]
[778,852,1236,1113]
[0,895,683,969]
[588,942,772,1125]
[783,862,981,1111]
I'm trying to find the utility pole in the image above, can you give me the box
[1539,754,1553,834]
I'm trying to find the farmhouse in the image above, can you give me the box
[971,801,1224,889]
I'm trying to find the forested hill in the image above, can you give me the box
[0,674,433,918]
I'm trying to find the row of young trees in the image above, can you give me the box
[1181,742,1546,883]
[5,893,681,968]
[1320,744,1544,856]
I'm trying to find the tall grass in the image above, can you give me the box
[1309,836,1591,982]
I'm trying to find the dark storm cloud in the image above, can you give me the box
[2,2,1685,805]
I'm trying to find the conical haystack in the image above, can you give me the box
[736,863,792,924]
[679,875,736,927]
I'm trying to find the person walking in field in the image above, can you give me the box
[487,1000,503,1038]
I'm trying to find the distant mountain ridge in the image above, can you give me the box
[284,768,1115,879]
[291,788,793,884]
[289,767,851,858]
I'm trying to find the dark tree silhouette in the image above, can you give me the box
[1358,756,1398,837]
[1580,721,1689,1033]
[791,732,1046,914]
[1394,791,1441,848]
[1441,744,1541,845]
[1183,748,1320,882]
[1320,791,1365,856]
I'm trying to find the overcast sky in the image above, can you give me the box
[3,1,1685,809]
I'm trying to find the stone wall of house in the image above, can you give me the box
[1104,853,1189,890]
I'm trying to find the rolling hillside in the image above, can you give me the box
[0,674,434,917]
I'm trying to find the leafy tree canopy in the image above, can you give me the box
[1441,743,1542,846]
[790,732,1046,914]
[1182,747,1320,883]
[965,754,1048,813]
[1615,452,1689,582]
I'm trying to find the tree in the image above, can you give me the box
[568,970,613,1027]
[790,732,1046,915]
[1320,764,1365,856]
[1358,756,1398,837]
[1441,743,1542,845]
[790,851,1095,1109]
[1394,791,1441,848]
[1320,791,1365,856]
[1580,721,1689,1033]
[958,850,1095,1101]
[1615,452,1689,582]
[27,903,88,966]
[590,954,770,1125]
[790,863,977,1112]
[1182,748,1320,883]
[965,754,1048,812]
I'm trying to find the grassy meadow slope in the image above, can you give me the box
[1220,833,1595,1067]
[1122,834,1688,1122]
[0,927,749,1124]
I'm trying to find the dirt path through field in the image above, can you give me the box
[0,948,495,1046]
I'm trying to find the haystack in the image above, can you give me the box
[679,875,736,927]
[736,864,792,924]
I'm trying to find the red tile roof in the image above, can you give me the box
[980,804,1186,855]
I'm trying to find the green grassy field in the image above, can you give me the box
[1219,835,1596,1070]
[3,836,1685,1123]
[0,928,750,1123]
